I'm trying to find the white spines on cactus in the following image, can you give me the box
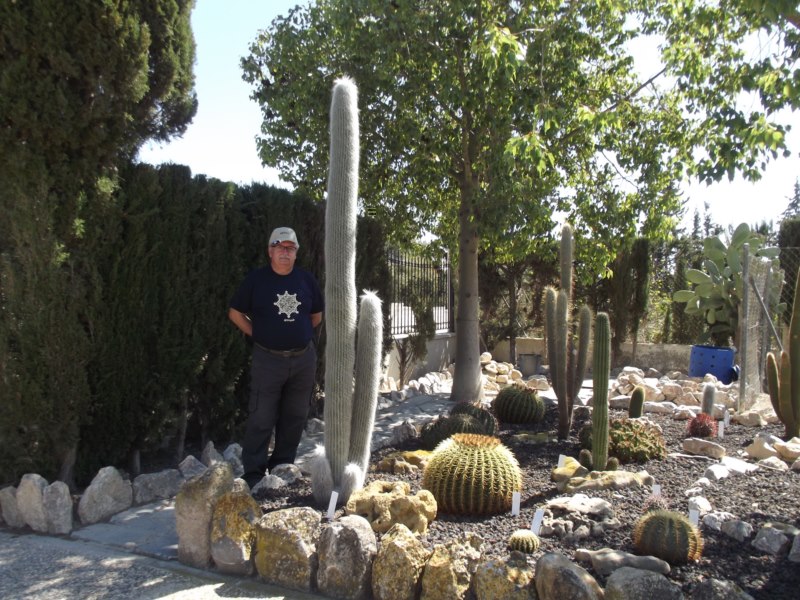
[309,444,334,506]
[349,291,383,474]
[324,76,360,485]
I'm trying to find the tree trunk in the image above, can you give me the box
[57,442,77,491]
[508,272,518,366]
[174,394,188,464]
[450,190,483,404]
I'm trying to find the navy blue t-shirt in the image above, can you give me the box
[229,265,324,350]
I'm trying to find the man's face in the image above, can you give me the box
[268,241,298,272]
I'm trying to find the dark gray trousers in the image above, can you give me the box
[241,344,316,485]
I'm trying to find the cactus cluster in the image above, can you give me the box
[508,529,540,554]
[766,265,800,440]
[591,313,611,472]
[422,433,522,516]
[578,448,619,471]
[492,385,545,424]
[545,224,591,440]
[309,77,383,506]
[687,413,717,438]
[628,385,645,418]
[633,510,703,565]
[580,418,666,464]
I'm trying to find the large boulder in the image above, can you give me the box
[44,481,73,535]
[254,506,320,593]
[133,469,183,505]
[78,467,133,525]
[420,532,483,600]
[604,566,683,600]
[316,514,377,600]
[535,552,603,600]
[371,524,431,600]
[17,473,49,532]
[472,551,536,600]
[175,461,234,568]
[0,486,25,528]
[210,490,261,575]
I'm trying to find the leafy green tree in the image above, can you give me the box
[783,179,800,219]
[243,1,690,402]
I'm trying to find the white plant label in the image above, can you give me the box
[511,492,521,516]
[689,508,699,526]
[557,454,567,468]
[531,508,545,534]
[718,422,725,439]
[326,491,339,520]
[652,484,661,497]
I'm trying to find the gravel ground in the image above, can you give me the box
[254,404,800,599]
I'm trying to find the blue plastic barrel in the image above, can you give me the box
[688,345,737,384]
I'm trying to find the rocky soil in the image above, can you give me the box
[254,404,800,599]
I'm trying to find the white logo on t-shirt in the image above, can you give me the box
[274,291,301,319]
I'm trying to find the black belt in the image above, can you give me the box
[255,342,310,357]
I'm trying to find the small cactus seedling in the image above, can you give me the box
[492,385,545,424]
[628,386,645,418]
[633,510,703,565]
[701,384,716,416]
[578,448,593,470]
[508,529,540,554]
[422,433,522,516]
[687,413,717,438]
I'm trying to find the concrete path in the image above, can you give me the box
[0,392,455,599]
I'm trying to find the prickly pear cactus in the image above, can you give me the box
[633,510,703,565]
[492,385,545,424]
[628,385,645,419]
[422,433,522,516]
[508,529,540,554]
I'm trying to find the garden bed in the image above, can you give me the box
[254,404,800,599]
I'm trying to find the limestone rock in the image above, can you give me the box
[480,352,492,364]
[719,456,759,475]
[133,469,183,505]
[254,506,321,592]
[745,436,778,460]
[720,520,753,542]
[316,515,377,600]
[752,525,790,555]
[789,533,800,563]
[574,547,670,576]
[251,474,287,493]
[535,552,603,600]
[774,437,800,462]
[78,467,133,526]
[759,456,789,470]
[682,438,725,459]
[390,420,418,446]
[345,480,437,534]
[44,481,73,535]
[472,551,536,600]
[222,443,244,477]
[0,486,25,528]
[201,441,225,466]
[604,566,683,600]
[546,494,613,518]
[551,457,589,484]
[210,490,260,575]
[372,524,431,600]
[564,470,654,493]
[17,473,49,532]
[178,454,208,479]
[270,463,303,484]
[175,461,234,568]
[732,411,765,427]
[420,532,483,600]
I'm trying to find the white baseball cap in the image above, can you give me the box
[269,227,299,248]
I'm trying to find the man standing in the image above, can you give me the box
[228,227,324,489]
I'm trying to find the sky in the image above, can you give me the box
[138,0,800,233]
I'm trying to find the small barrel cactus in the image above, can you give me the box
[643,493,670,513]
[633,510,703,564]
[628,385,645,418]
[492,385,545,424]
[419,413,487,450]
[508,529,540,554]
[687,413,717,438]
[449,402,498,435]
[422,433,522,516]
[578,448,593,470]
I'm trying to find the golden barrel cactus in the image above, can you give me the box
[422,433,522,516]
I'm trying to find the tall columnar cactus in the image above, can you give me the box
[701,384,716,416]
[592,313,611,471]
[633,510,703,565]
[766,266,800,440]
[545,224,591,439]
[628,385,645,419]
[422,434,522,516]
[310,77,383,506]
